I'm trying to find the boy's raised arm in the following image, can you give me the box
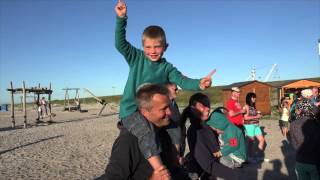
[114,0,140,65]
[115,0,127,17]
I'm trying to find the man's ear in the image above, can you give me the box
[140,108,149,118]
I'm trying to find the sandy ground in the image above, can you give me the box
[0,104,296,180]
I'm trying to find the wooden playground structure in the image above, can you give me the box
[62,87,112,116]
[7,81,53,128]
[62,88,81,112]
[83,88,109,116]
[6,82,116,129]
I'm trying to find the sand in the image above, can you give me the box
[0,104,296,180]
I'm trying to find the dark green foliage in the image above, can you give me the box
[175,86,224,107]
[51,95,122,105]
[51,87,224,107]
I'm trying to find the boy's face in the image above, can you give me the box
[143,38,166,62]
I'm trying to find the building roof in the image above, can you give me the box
[220,77,320,90]
[267,77,320,88]
[282,79,320,89]
[223,80,273,90]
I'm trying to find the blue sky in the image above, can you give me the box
[1,0,319,104]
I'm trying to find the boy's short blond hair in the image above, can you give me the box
[142,25,167,46]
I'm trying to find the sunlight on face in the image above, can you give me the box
[143,38,165,62]
[143,94,171,127]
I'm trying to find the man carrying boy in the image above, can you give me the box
[98,84,173,180]
[115,0,214,175]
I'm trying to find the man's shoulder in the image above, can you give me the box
[116,125,138,146]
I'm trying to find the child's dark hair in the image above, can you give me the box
[245,92,256,108]
[142,25,167,46]
[181,93,210,129]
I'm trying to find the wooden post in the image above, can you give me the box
[67,89,70,111]
[98,104,107,116]
[280,88,285,99]
[23,81,27,128]
[279,88,282,104]
[33,95,36,110]
[64,89,67,111]
[76,89,80,111]
[20,96,23,111]
[36,92,40,122]
[48,83,52,121]
[10,81,15,128]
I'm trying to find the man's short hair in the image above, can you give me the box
[142,25,167,46]
[136,83,169,111]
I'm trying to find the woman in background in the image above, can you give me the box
[279,97,290,139]
[243,92,265,162]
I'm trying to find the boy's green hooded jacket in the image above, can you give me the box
[206,111,247,161]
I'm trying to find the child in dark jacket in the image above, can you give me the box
[206,110,247,168]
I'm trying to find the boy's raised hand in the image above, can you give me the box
[200,69,216,90]
[115,0,127,17]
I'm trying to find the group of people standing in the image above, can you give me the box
[225,87,265,164]
[279,87,320,180]
[99,84,267,180]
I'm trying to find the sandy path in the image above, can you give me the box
[0,105,296,180]
[238,120,296,180]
